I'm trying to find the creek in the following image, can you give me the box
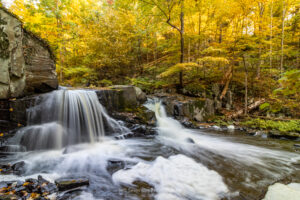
[1,89,299,200]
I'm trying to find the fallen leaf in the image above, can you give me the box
[31,192,40,198]
[23,182,30,186]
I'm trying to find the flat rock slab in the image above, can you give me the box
[55,178,89,191]
[294,144,300,148]
[0,194,20,200]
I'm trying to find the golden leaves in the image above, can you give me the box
[159,63,199,78]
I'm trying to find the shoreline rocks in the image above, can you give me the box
[0,161,25,175]
[0,176,90,199]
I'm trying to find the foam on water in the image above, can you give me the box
[263,183,300,200]
[113,154,229,200]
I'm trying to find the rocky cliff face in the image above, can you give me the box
[0,7,57,99]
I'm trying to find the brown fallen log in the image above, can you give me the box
[229,99,265,119]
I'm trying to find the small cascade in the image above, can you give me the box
[146,100,299,180]
[12,89,129,150]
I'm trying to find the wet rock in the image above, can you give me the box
[41,183,57,194]
[55,178,89,191]
[124,180,156,199]
[132,180,154,189]
[212,125,221,131]
[144,110,156,125]
[0,145,25,152]
[131,124,147,134]
[14,186,26,196]
[96,85,146,112]
[227,125,235,130]
[11,161,25,173]
[294,144,300,148]
[254,131,264,137]
[115,132,134,140]
[185,137,195,144]
[111,106,155,126]
[268,131,300,140]
[0,194,20,200]
[38,175,49,184]
[155,94,217,123]
[107,160,125,174]
[25,178,38,185]
[134,87,147,103]
[0,166,13,174]
[129,124,156,137]
[0,176,58,199]
[0,182,8,189]
[57,188,83,200]
[182,121,197,129]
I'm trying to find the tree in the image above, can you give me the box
[8,0,299,116]
[140,0,186,88]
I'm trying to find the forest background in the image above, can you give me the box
[1,0,299,119]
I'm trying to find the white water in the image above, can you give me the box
[146,101,299,171]
[2,95,300,200]
[10,89,129,150]
[263,183,300,200]
[113,154,229,200]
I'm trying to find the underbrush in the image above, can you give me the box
[241,118,300,133]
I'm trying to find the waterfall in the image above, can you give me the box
[12,89,129,150]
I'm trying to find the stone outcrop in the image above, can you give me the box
[96,85,147,112]
[151,93,219,122]
[0,7,57,99]
[0,95,36,132]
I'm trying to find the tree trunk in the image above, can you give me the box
[257,2,264,79]
[188,38,191,62]
[270,0,273,70]
[280,0,286,76]
[243,55,248,115]
[198,5,201,57]
[179,0,185,88]
[219,25,222,43]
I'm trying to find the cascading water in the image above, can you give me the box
[1,96,299,200]
[11,89,129,150]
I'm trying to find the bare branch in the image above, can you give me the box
[139,0,181,33]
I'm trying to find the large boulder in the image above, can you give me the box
[155,93,216,122]
[55,178,89,191]
[0,7,57,100]
[96,85,146,112]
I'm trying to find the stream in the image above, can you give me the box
[0,89,300,200]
